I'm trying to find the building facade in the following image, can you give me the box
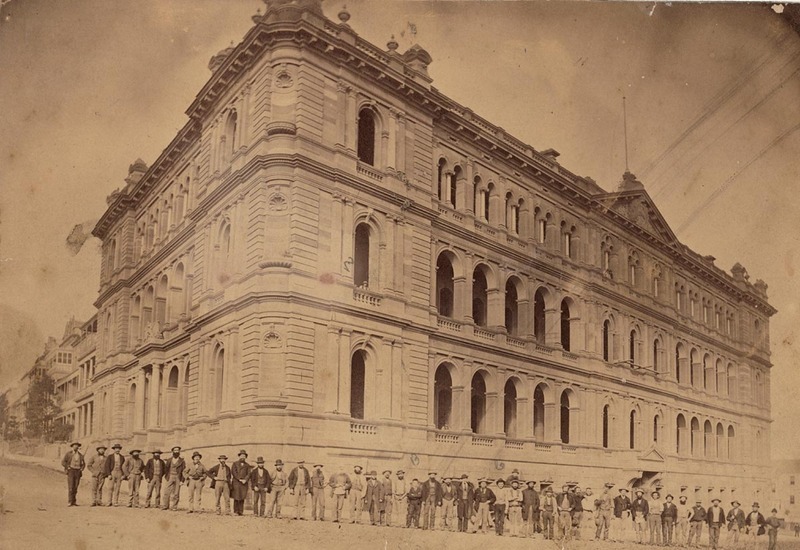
[86,0,775,502]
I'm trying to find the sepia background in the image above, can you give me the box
[0,0,798,463]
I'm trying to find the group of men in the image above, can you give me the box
[61,442,782,548]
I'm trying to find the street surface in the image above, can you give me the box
[0,459,795,550]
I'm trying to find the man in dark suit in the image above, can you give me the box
[613,488,632,542]
[556,484,574,541]
[661,494,678,545]
[61,442,85,506]
[630,488,649,544]
[727,500,746,546]
[707,497,726,550]
[455,474,475,533]
[230,450,251,516]
[688,499,707,546]
[473,478,496,534]
[162,446,186,511]
[144,450,166,508]
[102,443,125,506]
[208,455,233,515]
[249,456,272,517]
[421,471,443,530]
[365,471,385,525]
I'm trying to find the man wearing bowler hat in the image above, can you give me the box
[208,455,232,515]
[61,441,85,506]
[268,459,288,519]
[144,449,166,508]
[86,444,107,506]
[288,459,311,520]
[102,443,125,506]
[661,494,678,546]
[231,449,251,516]
[123,449,145,507]
[745,501,766,545]
[455,474,475,533]
[727,499,745,546]
[249,456,271,517]
[707,497,726,550]
[630,488,649,544]
[310,463,326,521]
[162,445,185,511]
[186,451,208,513]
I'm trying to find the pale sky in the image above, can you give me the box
[1,1,798,458]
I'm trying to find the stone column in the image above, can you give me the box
[325,326,340,413]
[487,390,502,436]
[396,112,406,173]
[451,385,467,431]
[338,329,352,415]
[336,81,348,147]
[463,253,474,324]
[378,338,393,420]
[487,287,504,330]
[544,402,558,441]
[465,159,475,215]
[387,110,397,170]
[517,395,532,439]
[390,340,403,420]
[546,306,561,349]
[134,369,146,431]
[342,198,355,284]
[345,88,357,152]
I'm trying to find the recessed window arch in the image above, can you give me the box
[472,264,490,327]
[504,276,522,336]
[716,422,724,459]
[503,378,521,438]
[435,251,456,318]
[602,319,612,362]
[629,328,638,365]
[628,251,639,287]
[533,383,547,439]
[450,165,461,209]
[533,287,548,344]
[126,382,136,433]
[559,389,575,444]
[602,403,610,448]
[433,363,453,430]
[436,158,447,202]
[629,408,638,449]
[704,419,713,457]
[727,425,736,460]
[220,109,237,165]
[350,349,367,419]
[690,416,700,456]
[561,222,576,259]
[703,353,713,391]
[726,363,736,397]
[653,337,662,373]
[653,414,660,444]
[472,175,481,214]
[676,413,686,454]
[354,222,371,288]
[484,183,494,222]
[600,236,615,278]
[470,371,488,434]
[560,298,573,351]
[213,344,225,415]
[357,107,376,166]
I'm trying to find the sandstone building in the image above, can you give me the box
[86,0,775,501]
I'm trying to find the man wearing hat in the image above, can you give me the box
[144,450,166,508]
[86,445,107,506]
[186,451,208,513]
[522,479,540,538]
[421,471,443,530]
[230,450,251,516]
[507,479,524,537]
[102,443,125,506]
[406,478,424,528]
[766,507,781,550]
[506,468,522,486]
[310,463,326,521]
[688,498,707,547]
[268,459,288,518]
[661,494,678,546]
[394,470,409,528]
[594,483,614,541]
[706,497,726,550]
[162,446,186,511]
[745,501,766,544]
[676,494,691,546]
[122,449,145,508]
[556,484,574,541]
[648,490,663,546]
[440,476,457,531]
[60,441,85,506]
[207,455,232,515]
[613,487,632,542]
[570,485,586,540]
[288,460,311,520]
[630,488,649,544]
[249,457,271,517]
[349,465,365,524]
[364,471,385,525]
[380,470,394,526]
[727,499,745,546]
[493,478,509,536]
[455,474,475,533]
[327,468,352,523]
[541,486,556,540]
[473,478,496,534]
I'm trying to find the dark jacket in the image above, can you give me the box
[522,488,540,521]
[631,497,649,519]
[745,511,765,529]
[473,487,496,511]
[407,485,424,502]
[662,502,678,521]
[420,479,443,505]
[455,481,474,512]
[614,495,632,518]
[249,467,272,491]
[556,492,573,512]
[288,466,311,491]
[707,506,726,526]
[727,508,746,530]
[144,458,166,481]
[690,505,707,522]
[207,463,233,487]
[101,453,126,477]
[61,450,85,472]
[365,480,385,510]
[164,456,186,482]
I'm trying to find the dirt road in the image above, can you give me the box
[0,459,791,550]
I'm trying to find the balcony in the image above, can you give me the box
[471,435,494,447]
[474,327,495,342]
[353,287,381,307]
[356,161,384,182]
[504,439,525,450]
[506,336,527,350]
[350,421,377,435]
[436,316,462,333]
[435,432,460,444]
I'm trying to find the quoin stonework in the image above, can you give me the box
[80,0,775,503]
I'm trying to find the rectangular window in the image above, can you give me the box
[791,495,795,505]
[791,476,795,486]
[538,219,546,244]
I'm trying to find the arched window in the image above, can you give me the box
[628,252,639,287]
[653,414,660,444]
[107,239,117,275]
[690,348,700,388]
[472,266,489,327]
[217,221,232,282]
[470,372,487,434]
[703,353,712,391]
[504,278,519,335]
[704,420,713,457]
[357,108,376,166]
[450,166,460,209]
[472,176,481,214]
[534,288,546,344]
[602,404,610,448]
[629,330,637,364]
[630,409,637,449]
[538,215,548,245]
[560,390,572,444]
[533,384,546,439]
[182,363,190,424]
[562,223,576,259]
[504,379,518,438]
[142,377,150,428]
[126,383,136,433]
[156,274,169,326]
[214,346,225,415]
[727,363,736,398]
[715,359,724,394]
[484,183,493,222]
[174,263,186,321]
[354,223,371,288]
[435,253,455,318]
[602,320,611,361]
[166,365,179,426]
[434,364,453,430]
[675,344,682,383]
[716,422,724,459]
[130,295,141,347]
[350,350,367,419]
[676,414,686,454]
[437,158,446,202]
[653,338,661,372]
[560,299,571,351]
[690,417,700,456]
[727,425,735,461]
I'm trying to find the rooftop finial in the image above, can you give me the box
[338,5,351,24]
[252,7,262,24]
[387,34,398,52]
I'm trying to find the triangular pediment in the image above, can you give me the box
[639,445,666,462]
[597,188,680,248]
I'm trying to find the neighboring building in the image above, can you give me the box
[54,315,98,440]
[774,460,800,525]
[86,0,775,503]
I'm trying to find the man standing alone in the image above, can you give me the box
[61,442,85,506]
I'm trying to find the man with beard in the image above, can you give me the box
[455,474,475,533]
[122,449,145,508]
[249,457,271,517]
[327,468,351,523]
[440,476,457,531]
[231,450,251,516]
[310,463,326,521]
[365,471,385,525]
[162,446,186,511]
[594,483,614,541]
[394,470,408,527]
[648,490,663,546]
[727,500,746,546]
[144,450,166,508]
[86,445,107,507]
[102,443,126,507]
[380,470,394,526]
[288,460,312,520]
[613,487,632,542]
[267,459,288,518]
[185,451,208,514]
[473,478,496,535]
[421,471,443,530]
[208,455,232,515]
[631,488,650,544]
[661,494,678,546]
[522,479,540,538]
[556,484,574,541]
[349,465,366,524]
